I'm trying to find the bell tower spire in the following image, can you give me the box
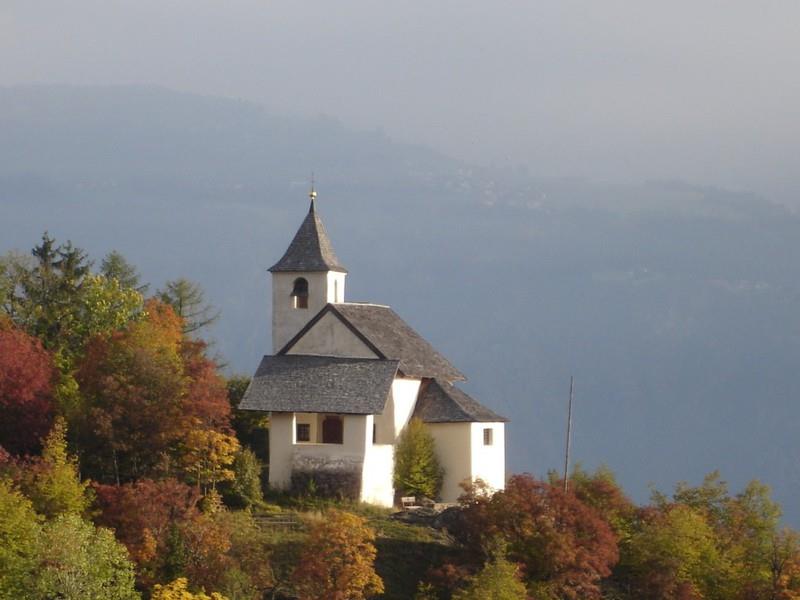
[269,188,347,352]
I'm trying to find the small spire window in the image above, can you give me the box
[292,277,309,309]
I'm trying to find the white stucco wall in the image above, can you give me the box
[268,412,296,489]
[271,271,347,352]
[362,442,395,507]
[391,378,421,438]
[470,422,506,493]
[427,422,474,503]
[287,311,377,358]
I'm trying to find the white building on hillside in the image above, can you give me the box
[239,193,507,506]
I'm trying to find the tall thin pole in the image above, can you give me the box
[563,376,574,493]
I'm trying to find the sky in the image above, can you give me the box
[2,1,800,206]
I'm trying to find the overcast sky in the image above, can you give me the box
[2,1,799,206]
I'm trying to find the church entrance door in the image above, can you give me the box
[322,415,343,444]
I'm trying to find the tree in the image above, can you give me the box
[12,232,92,353]
[0,479,41,598]
[3,235,144,363]
[292,509,384,600]
[227,448,263,507]
[158,278,220,335]
[151,578,227,600]
[33,513,140,600]
[93,479,200,587]
[451,552,527,600]
[623,504,732,600]
[100,250,149,293]
[20,417,91,519]
[0,320,56,455]
[75,299,186,482]
[457,474,619,600]
[393,418,444,500]
[180,427,240,492]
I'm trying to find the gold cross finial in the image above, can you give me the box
[309,172,317,201]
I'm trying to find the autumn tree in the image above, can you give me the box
[0,479,138,599]
[0,479,40,598]
[622,503,732,600]
[93,479,200,587]
[19,417,92,518]
[33,513,140,600]
[0,320,56,455]
[75,299,187,482]
[158,278,220,335]
[394,418,444,500]
[451,553,527,600]
[292,509,384,600]
[457,474,619,600]
[151,578,228,600]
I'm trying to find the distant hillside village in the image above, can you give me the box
[2,198,800,600]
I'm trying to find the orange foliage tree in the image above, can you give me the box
[292,509,384,600]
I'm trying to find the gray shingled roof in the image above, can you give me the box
[239,355,398,414]
[281,303,466,382]
[412,379,508,423]
[269,199,347,273]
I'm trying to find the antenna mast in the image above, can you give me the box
[563,376,574,493]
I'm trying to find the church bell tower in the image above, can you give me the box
[268,190,347,352]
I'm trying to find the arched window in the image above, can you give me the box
[292,277,309,309]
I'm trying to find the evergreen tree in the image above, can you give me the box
[100,250,149,294]
[157,278,220,335]
[393,418,444,500]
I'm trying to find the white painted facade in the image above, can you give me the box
[428,422,506,502]
[271,270,346,352]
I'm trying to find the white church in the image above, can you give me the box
[239,192,507,506]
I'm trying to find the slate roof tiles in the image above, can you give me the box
[239,355,398,414]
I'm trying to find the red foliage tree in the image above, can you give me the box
[93,478,200,586]
[458,474,619,600]
[0,320,56,455]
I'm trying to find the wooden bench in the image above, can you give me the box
[400,496,417,509]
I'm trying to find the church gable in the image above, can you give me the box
[282,307,379,359]
[281,302,465,382]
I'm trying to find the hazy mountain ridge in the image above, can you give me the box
[2,85,799,522]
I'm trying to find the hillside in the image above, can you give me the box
[2,84,800,523]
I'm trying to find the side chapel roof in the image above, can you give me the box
[280,302,466,382]
[269,199,347,273]
[412,379,508,423]
[239,355,399,414]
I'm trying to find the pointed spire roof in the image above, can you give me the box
[269,198,348,273]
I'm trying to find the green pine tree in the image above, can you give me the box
[393,418,444,500]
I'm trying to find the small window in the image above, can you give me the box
[483,428,493,446]
[372,423,377,444]
[296,423,310,442]
[291,277,309,309]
